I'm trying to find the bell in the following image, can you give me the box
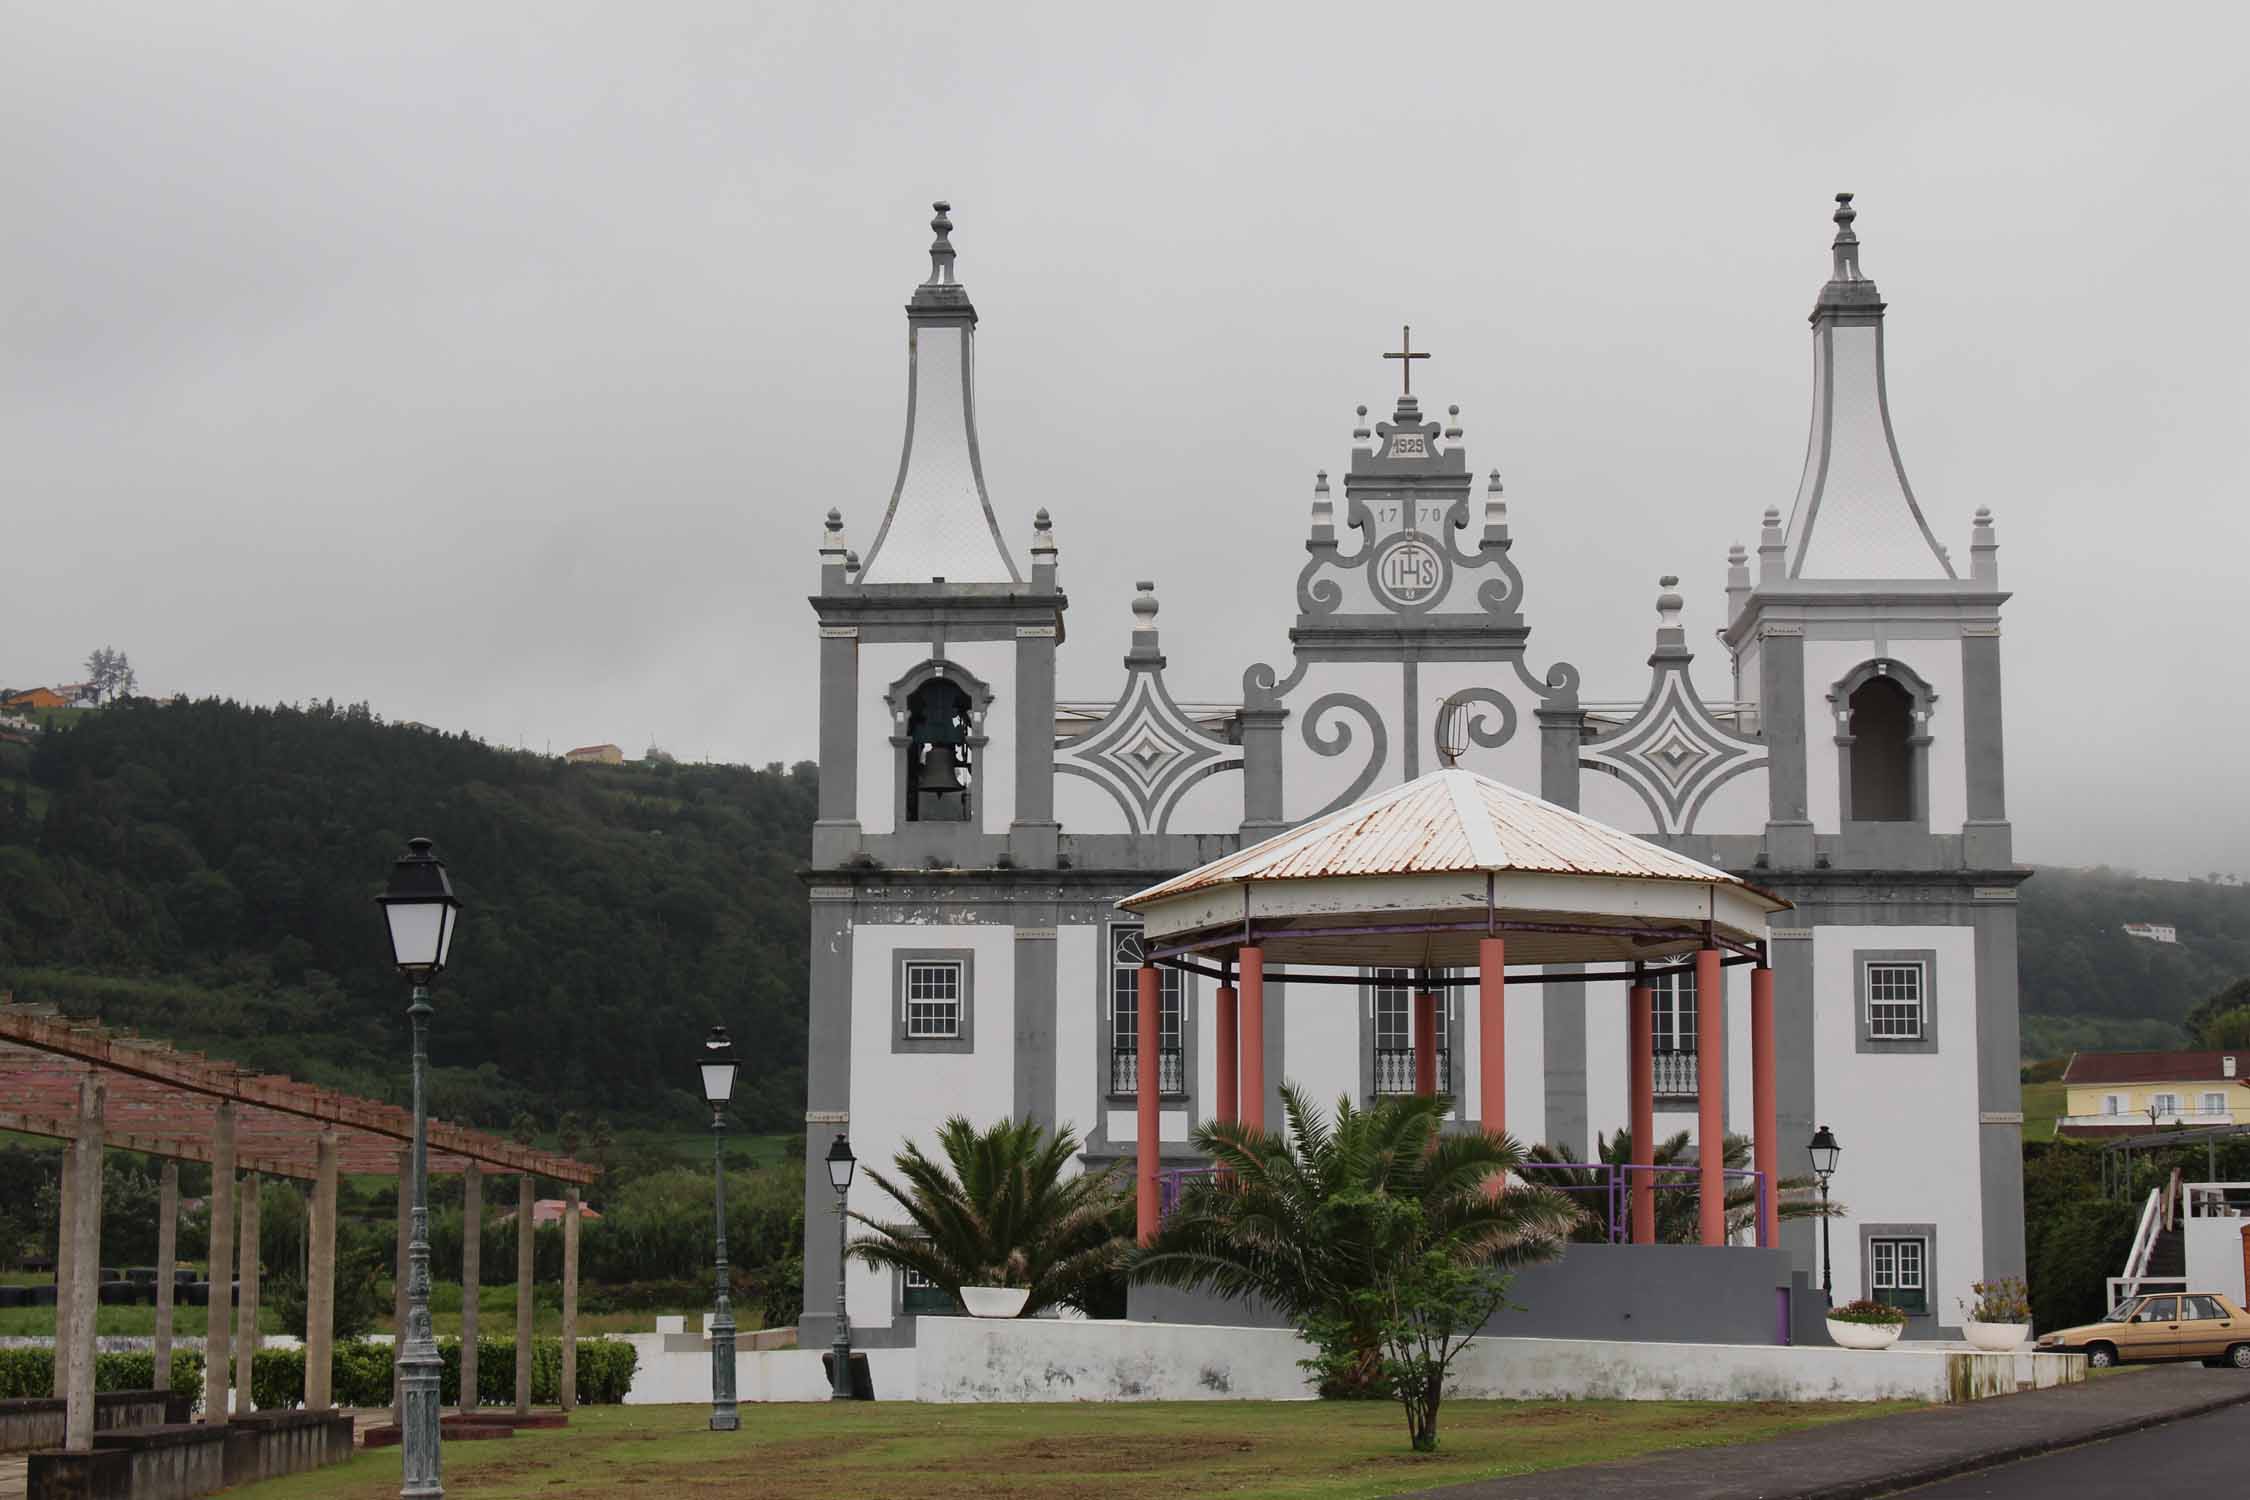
[914,749,964,796]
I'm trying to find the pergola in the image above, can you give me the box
[1118,766,1792,1246]
[0,999,599,1456]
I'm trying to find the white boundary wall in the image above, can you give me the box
[622,1321,2081,1406]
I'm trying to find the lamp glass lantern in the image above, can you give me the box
[377,836,462,979]
[825,1135,857,1194]
[700,1027,739,1109]
[1808,1124,1841,1180]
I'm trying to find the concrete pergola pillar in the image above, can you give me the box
[1412,982,1438,1097]
[234,1170,261,1413]
[1238,947,1266,1132]
[1134,963,1160,1244]
[53,1142,76,1400]
[305,1132,338,1410]
[560,1186,580,1411]
[391,1146,410,1426]
[1214,968,1238,1125]
[1628,978,1655,1245]
[1751,966,1778,1249]
[205,1102,237,1425]
[1695,946,1727,1247]
[460,1162,481,1413]
[153,1160,179,1392]
[514,1172,534,1415]
[63,1077,106,1450]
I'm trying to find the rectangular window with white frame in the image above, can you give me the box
[1649,966,1698,1099]
[1869,1235,1928,1314]
[1854,949,1937,1053]
[1369,968,1448,1097]
[891,948,975,1054]
[905,961,962,1038]
[2204,1092,2227,1115]
[2104,1094,2126,1116]
[2152,1092,2180,1119]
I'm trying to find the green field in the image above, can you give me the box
[229,1396,1915,1500]
[0,1280,737,1341]
[2022,1080,2065,1141]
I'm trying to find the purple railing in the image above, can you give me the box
[1507,1162,1772,1246]
[1158,1161,1772,1245]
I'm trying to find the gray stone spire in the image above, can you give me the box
[858,202,1022,586]
[1780,193,1953,581]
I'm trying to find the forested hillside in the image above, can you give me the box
[0,699,816,1131]
[1,698,2242,1124]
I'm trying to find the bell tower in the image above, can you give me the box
[807,203,1067,871]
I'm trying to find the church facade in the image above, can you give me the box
[800,197,2024,1344]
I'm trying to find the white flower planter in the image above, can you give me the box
[1826,1317,1905,1350]
[960,1286,1030,1318]
[1963,1319,2030,1352]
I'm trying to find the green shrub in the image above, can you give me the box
[0,1348,203,1399]
[249,1337,637,1408]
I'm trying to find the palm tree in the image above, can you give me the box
[1132,1084,1580,1446]
[847,1116,1130,1318]
[1524,1126,1840,1244]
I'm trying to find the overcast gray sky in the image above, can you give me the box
[6,3,2245,878]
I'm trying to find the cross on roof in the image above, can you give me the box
[1383,324,1430,396]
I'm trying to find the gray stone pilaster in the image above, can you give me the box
[1961,630,2010,866]
[1010,625,1060,866]
[812,626,862,866]
[234,1171,261,1413]
[63,1078,104,1451]
[457,1161,479,1413]
[153,1160,178,1393]
[1975,903,2028,1279]
[52,1142,75,1400]
[1238,706,1288,836]
[1013,920,1058,1131]
[560,1187,579,1411]
[1538,706,1588,1156]
[1771,929,1818,1278]
[1758,627,1814,867]
[204,1104,236,1426]
[306,1134,337,1411]
[514,1173,534,1415]
[798,888,854,1347]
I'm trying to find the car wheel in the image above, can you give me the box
[2086,1344,2118,1369]
[2229,1344,2250,1370]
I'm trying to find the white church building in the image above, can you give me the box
[798,197,2024,1348]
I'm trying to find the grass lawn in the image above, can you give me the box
[228,1396,1915,1500]
[0,1282,732,1340]
[2022,1080,2065,1141]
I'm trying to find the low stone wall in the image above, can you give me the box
[617,1332,918,1405]
[220,1411,355,1486]
[24,1411,353,1500]
[0,1393,184,1456]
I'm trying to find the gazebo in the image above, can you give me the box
[1118,766,1791,1247]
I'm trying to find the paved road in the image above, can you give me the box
[1892,1397,2250,1495]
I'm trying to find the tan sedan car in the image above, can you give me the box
[2035,1291,2250,1369]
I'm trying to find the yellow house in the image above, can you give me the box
[2058,1050,2248,1137]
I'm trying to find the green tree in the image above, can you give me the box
[848,1116,1131,1317]
[1132,1085,1578,1449]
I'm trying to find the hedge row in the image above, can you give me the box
[247,1338,637,1410]
[0,1349,205,1400]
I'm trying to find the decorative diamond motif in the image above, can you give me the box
[1056,670,1243,835]
[1580,668,1766,835]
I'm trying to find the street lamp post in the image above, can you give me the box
[376,838,462,1500]
[698,1028,740,1433]
[1808,1124,1841,1307]
[824,1136,857,1400]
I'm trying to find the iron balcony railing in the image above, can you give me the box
[1652,1050,1698,1098]
[1110,1047,1184,1097]
[1373,1047,1450,1095]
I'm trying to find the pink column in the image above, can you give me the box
[1215,975,1239,1125]
[1135,963,1161,1245]
[1478,939,1505,1136]
[1695,946,1727,1247]
[1629,981,1655,1245]
[1413,988,1438,1096]
[1238,948,1266,1132]
[1751,965,1777,1249]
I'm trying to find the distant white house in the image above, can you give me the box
[2123,922,2179,945]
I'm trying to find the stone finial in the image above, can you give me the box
[1352,404,1371,441]
[1758,505,1786,584]
[1126,579,1162,666]
[1031,507,1057,554]
[1725,543,1752,627]
[844,549,861,576]
[1656,575,1684,627]
[1444,404,1463,441]
[1831,192,1861,281]
[1132,580,1158,623]
[820,508,848,554]
[1310,471,1335,541]
[1483,468,1508,542]
[927,200,957,284]
[1971,506,2000,586]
